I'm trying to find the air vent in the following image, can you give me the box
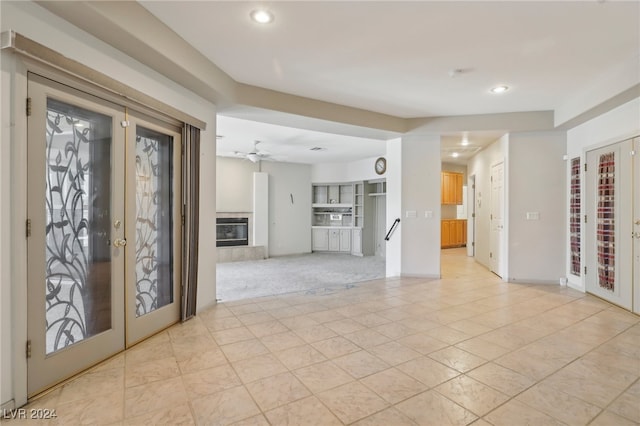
[310,147,326,151]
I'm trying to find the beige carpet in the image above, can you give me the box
[216,253,385,301]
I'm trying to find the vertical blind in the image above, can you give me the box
[181,124,201,320]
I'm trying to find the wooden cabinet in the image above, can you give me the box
[441,219,467,248]
[441,172,463,205]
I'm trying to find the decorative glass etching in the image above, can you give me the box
[135,127,173,317]
[45,99,112,354]
[597,152,615,291]
[570,157,581,276]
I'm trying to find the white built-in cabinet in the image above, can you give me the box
[352,228,362,255]
[312,228,351,252]
[312,182,372,255]
[312,228,330,251]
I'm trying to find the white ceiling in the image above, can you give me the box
[140,1,639,165]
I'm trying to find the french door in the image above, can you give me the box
[26,73,181,396]
[585,139,634,310]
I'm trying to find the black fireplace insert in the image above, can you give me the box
[216,217,249,247]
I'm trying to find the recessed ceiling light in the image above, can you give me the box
[250,9,274,24]
[452,152,460,158]
[461,138,469,146]
[490,85,509,94]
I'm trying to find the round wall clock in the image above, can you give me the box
[374,157,387,175]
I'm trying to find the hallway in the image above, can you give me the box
[11,252,639,425]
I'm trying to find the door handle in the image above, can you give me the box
[113,238,127,248]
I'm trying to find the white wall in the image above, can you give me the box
[1,1,217,408]
[311,156,386,183]
[385,139,402,277]
[508,132,566,284]
[399,134,441,278]
[216,157,258,212]
[261,162,312,256]
[253,172,269,255]
[215,158,312,256]
[567,98,640,156]
[565,97,640,289]
[467,135,508,271]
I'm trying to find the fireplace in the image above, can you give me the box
[216,217,249,247]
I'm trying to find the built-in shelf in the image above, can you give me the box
[311,180,381,256]
[312,203,352,208]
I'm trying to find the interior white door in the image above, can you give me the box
[27,74,126,396]
[490,162,505,277]
[585,140,633,310]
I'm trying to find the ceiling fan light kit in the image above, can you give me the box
[234,140,273,162]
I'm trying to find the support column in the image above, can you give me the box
[386,134,442,278]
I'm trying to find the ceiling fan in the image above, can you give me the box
[233,140,272,163]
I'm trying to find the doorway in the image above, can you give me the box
[584,138,637,311]
[26,73,182,396]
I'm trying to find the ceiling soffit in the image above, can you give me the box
[34,0,561,137]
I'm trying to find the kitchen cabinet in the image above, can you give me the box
[441,172,463,205]
[441,219,467,248]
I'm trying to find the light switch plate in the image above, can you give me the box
[406,210,417,218]
[526,212,540,220]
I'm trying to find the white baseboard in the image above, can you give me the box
[1,399,16,411]
[400,273,440,279]
[507,278,559,285]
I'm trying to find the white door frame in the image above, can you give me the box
[467,174,476,257]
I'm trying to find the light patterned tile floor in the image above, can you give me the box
[9,248,640,425]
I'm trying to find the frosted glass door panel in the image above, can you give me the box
[45,98,113,354]
[135,127,174,317]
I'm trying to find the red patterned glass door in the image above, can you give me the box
[585,140,633,310]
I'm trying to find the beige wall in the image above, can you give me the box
[216,157,312,256]
[216,157,258,212]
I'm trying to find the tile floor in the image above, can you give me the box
[11,249,640,425]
